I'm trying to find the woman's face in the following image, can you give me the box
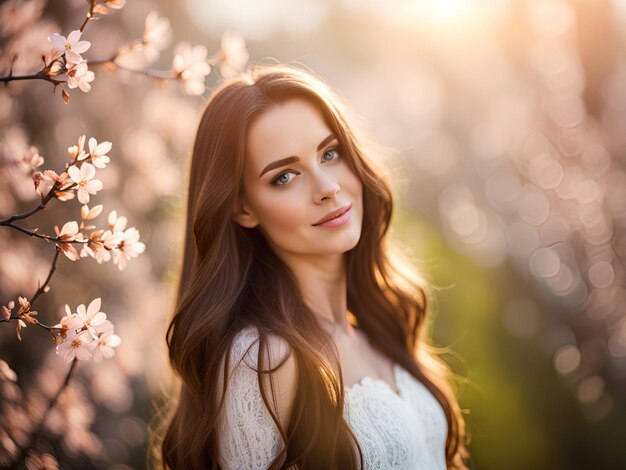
[234,98,363,260]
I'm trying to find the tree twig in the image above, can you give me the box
[6,358,78,469]
[0,179,72,225]
[0,71,64,86]
[30,251,60,307]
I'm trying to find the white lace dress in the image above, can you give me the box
[217,327,448,470]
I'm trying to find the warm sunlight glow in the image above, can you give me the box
[422,0,476,24]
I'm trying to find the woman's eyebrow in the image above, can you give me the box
[258,133,337,178]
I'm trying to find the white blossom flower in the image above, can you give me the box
[43,48,64,75]
[142,11,171,62]
[91,332,121,362]
[90,230,122,264]
[105,0,126,9]
[54,221,81,261]
[171,42,211,96]
[33,171,50,197]
[68,163,102,204]
[81,204,103,221]
[80,229,105,259]
[112,227,146,270]
[34,169,72,199]
[87,138,111,168]
[16,318,27,340]
[24,146,44,170]
[107,210,127,233]
[56,329,93,363]
[95,319,114,335]
[56,304,84,334]
[66,61,95,92]
[48,30,91,65]
[74,298,107,336]
[94,247,112,264]
[218,29,249,79]
[54,221,79,242]
[68,135,88,161]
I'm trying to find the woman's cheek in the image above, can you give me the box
[257,193,307,231]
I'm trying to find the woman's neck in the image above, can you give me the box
[280,252,350,332]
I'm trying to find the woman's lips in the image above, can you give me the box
[312,203,352,228]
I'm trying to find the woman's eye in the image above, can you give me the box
[322,148,339,162]
[271,171,299,186]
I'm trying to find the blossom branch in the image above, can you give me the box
[30,250,60,307]
[78,3,96,34]
[0,71,64,86]
[6,358,78,469]
[0,221,89,244]
[88,56,176,80]
[3,313,58,335]
[0,201,49,225]
[0,178,73,225]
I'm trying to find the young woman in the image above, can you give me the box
[160,64,470,469]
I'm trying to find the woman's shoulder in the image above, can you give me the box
[222,325,298,430]
[228,325,295,376]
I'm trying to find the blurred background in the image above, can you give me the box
[1,0,626,468]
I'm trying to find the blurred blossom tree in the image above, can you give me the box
[0,0,248,468]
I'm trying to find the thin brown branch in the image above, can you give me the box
[0,70,64,86]
[0,201,48,225]
[89,57,176,80]
[30,250,60,307]
[6,358,78,469]
[2,313,57,334]
[0,222,90,245]
[0,222,55,241]
[0,179,70,225]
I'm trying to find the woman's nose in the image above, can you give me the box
[314,171,340,203]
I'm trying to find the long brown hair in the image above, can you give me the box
[160,64,470,469]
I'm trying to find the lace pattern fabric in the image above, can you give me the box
[217,326,448,470]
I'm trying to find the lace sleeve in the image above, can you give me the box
[217,326,296,470]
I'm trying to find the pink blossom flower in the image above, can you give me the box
[81,204,103,221]
[33,169,71,198]
[56,329,93,363]
[68,163,102,204]
[74,298,107,336]
[112,227,146,270]
[67,61,95,92]
[48,30,91,65]
[94,249,111,264]
[172,42,211,96]
[54,221,79,242]
[142,11,171,62]
[55,304,84,334]
[107,210,127,233]
[43,170,76,201]
[1,300,14,321]
[0,360,17,382]
[54,221,81,261]
[105,0,126,9]
[68,135,88,161]
[24,146,44,170]
[91,332,121,362]
[90,231,119,264]
[44,48,64,75]
[80,229,105,259]
[87,138,111,168]
[16,318,27,340]
[218,29,249,79]
[102,230,123,249]
[95,319,114,335]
